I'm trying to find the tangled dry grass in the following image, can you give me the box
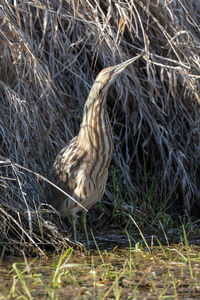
[0,0,199,255]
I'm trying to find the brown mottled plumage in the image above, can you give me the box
[46,53,143,244]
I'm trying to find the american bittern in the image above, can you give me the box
[47,53,142,245]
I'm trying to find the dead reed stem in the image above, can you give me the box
[0,0,199,255]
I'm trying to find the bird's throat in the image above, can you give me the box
[78,95,113,171]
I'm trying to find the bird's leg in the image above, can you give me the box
[70,215,77,242]
[81,212,89,247]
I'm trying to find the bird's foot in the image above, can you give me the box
[81,212,90,248]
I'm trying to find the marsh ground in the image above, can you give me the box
[1,230,200,299]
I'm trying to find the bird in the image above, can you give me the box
[46,53,143,246]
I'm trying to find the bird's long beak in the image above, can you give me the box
[114,51,144,74]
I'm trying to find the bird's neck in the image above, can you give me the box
[77,92,113,155]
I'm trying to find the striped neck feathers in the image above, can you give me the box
[77,88,111,148]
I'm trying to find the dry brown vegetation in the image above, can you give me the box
[0,0,199,255]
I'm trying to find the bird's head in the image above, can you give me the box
[92,52,144,96]
[83,52,144,114]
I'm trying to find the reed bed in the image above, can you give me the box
[0,0,199,255]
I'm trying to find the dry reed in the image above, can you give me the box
[0,0,199,255]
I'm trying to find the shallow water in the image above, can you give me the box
[0,240,200,299]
